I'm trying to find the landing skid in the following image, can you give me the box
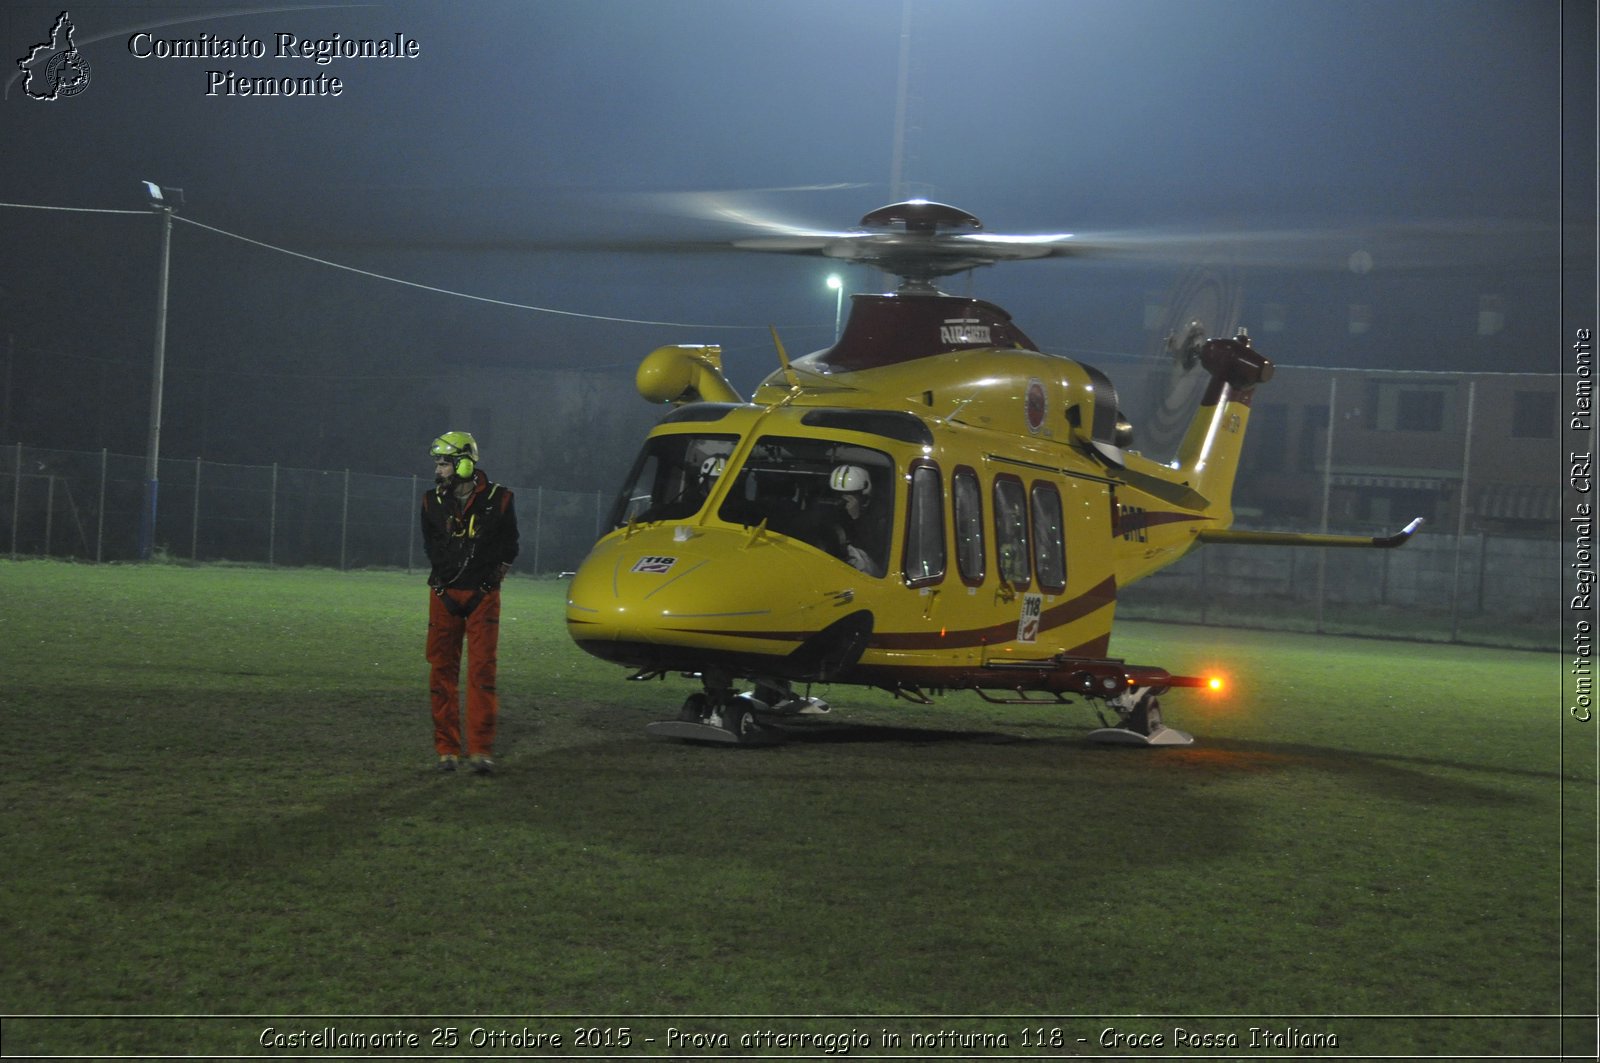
[645,680,1197,748]
[644,719,781,745]
[1087,686,1194,747]
[1086,723,1194,746]
[644,685,798,746]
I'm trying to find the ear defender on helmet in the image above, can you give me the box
[430,431,480,480]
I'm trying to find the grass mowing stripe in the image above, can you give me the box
[0,559,1586,1057]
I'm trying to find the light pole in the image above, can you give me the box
[139,181,181,560]
[826,273,844,341]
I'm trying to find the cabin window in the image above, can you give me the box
[1477,294,1505,336]
[951,466,984,584]
[903,462,946,586]
[609,433,739,527]
[993,475,1030,589]
[1367,380,1454,433]
[716,435,894,577]
[1030,481,1066,594]
[1512,390,1555,439]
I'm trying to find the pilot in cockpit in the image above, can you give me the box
[824,464,883,577]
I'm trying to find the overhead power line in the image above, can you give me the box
[0,199,773,331]
[0,200,146,216]
[173,215,764,330]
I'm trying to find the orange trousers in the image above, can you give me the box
[426,588,501,757]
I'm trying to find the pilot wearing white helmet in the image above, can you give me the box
[827,463,881,576]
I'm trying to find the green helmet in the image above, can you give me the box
[430,431,479,479]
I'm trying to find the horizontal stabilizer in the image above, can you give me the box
[1197,517,1424,549]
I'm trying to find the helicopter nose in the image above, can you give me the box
[565,526,814,669]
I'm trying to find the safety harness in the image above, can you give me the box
[434,584,489,618]
[427,479,508,615]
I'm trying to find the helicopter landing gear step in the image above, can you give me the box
[644,692,781,745]
[1086,687,1194,746]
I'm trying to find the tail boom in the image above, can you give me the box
[1173,334,1275,512]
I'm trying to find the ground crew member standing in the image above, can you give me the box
[421,431,519,774]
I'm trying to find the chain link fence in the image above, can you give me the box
[3,444,607,576]
[3,442,1558,648]
[1114,528,1558,649]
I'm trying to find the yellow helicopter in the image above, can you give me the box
[564,200,1421,746]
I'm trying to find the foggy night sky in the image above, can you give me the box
[1,0,1594,480]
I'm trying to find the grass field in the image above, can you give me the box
[0,559,1592,1059]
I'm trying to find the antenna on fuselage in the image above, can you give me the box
[769,325,801,389]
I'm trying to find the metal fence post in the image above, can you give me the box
[407,474,417,574]
[96,448,107,563]
[10,443,20,559]
[191,456,202,561]
[1449,379,1477,642]
[533,485,543,577]
[340,468,350,571]
[1315,376,1338,634]
[1475,532,1489,614]
[44,474,55,557]
[268,462,278,567]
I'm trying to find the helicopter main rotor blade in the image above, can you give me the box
[638,187,1564,273]
[296,184,1567,280]
[1019,219,1567,272]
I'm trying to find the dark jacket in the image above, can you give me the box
[420,470,520,590]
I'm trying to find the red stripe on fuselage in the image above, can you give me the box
[663,574,1118,651]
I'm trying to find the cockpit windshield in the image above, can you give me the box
[608,432,896,577]
[716,436,894,577]
[608,433,738,527]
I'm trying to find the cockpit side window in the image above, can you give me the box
[1030,481,1066,594]
[716,436,894,577]
[608,433,738,528]
[952,466,985,585]
[903,461,946,587]
[993,474,1031,589]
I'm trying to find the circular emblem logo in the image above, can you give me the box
[1025,378,1047,434]
[46,51,91,98]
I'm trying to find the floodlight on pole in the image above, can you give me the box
[826,273,844,340]
[139,180,182,560]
